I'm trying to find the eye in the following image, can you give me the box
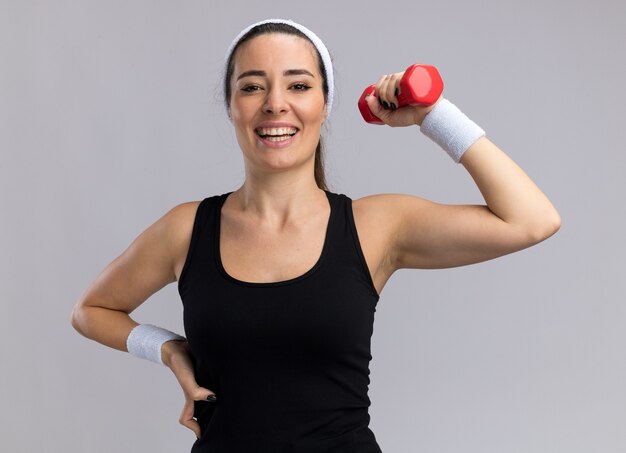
[241,85,261,92]
[291,83,311,91]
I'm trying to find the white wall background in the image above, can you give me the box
[1,0,624,452]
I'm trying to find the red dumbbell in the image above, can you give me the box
[358,64,444,124]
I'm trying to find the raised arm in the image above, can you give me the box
[389,135,560,269]
[362,71,560,271]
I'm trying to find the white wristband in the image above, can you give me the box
[420,98,486,163]
[126,324,186,366]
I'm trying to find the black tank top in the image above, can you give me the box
[178,190,382,453]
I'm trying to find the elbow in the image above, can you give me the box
[70,303,87,336]
[550,210,562,235]
[542,208,562,240]
[70,305,81,334]
[525,210,562,245]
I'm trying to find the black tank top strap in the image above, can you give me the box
[177,194,222,299]
[327,191,380,301]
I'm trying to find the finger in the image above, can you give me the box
[378,74,393,110]
[365,93,386,120]
[394,83,401,103]
[385,73,402,111]
[379,78,391,110]
[190,386,217,402]
[170,362,217,401]
[179,412,202,439]
[179,399,201,438]
[178,376,217,402]
[372,74,387,110]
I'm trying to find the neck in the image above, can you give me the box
[228,167,325,224]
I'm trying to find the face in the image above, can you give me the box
[228,33,327,171]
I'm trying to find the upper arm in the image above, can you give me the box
[382,193,549,270]
[76,201,199,313]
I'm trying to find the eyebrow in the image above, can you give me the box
[236,69,315,81]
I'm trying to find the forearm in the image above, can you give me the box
[71,303,138,352]
[460,136,561,239]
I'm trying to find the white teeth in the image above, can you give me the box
[256,127,298,136]
[264,135,293,142]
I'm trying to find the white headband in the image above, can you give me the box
[225,18,335,117]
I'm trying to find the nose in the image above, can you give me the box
[263,87,289,115]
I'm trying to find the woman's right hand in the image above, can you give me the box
[161,340,216,439]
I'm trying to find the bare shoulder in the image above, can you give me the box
[351,192,431,243]
[352,192,430,216]
[165,200,202,233]
[128,199,203,282]
[75,200,203,314]
[351,193,431,293]
[121,199,203,280]
[165,200,203,281]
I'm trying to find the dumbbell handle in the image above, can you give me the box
[358,64,444,125]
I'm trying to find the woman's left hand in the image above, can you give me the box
[162,340,216,440]
[364,71,443,127]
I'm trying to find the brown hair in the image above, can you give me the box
[224,22,331,191]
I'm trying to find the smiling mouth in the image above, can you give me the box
[255,127,299,142]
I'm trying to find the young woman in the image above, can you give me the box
[71,19,560,452]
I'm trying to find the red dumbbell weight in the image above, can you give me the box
[358,64,444,124]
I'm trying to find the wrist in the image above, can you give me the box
[161,339,189,368]
[414,95,444,126]
[126,324,186,366]
[419,98,485,163]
